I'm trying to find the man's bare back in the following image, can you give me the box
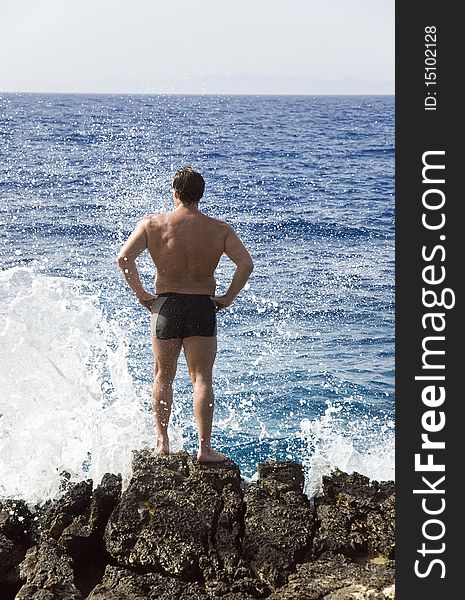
[117,201,253,312]
[117,167,253,462]
[145,207,228,296]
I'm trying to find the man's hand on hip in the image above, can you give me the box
[210,294,233,312]
[137,291,158,311]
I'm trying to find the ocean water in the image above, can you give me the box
[0,93,394,505]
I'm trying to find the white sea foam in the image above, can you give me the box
[0,267,160,506]
[300,401,395,499]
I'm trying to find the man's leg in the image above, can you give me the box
[182,335,226,462]
[151,337,182,454]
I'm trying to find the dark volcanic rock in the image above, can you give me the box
[0,499,33,596]
[87,564,208,599]
[268,553,395,600]
[14,472,121,599]
[312,470,395,562]
[55,474,121,553]
[104,449,244,587]
[242,461,313,590]
[0,451,395,599]
[15,541,82,599]
[33,479,93,544]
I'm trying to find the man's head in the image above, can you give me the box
[172,167,205,205]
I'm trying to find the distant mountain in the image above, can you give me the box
[146,73,394,95]
[1,74,394,95]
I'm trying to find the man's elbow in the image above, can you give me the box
[117,253,128,271]
[242,258,254,275]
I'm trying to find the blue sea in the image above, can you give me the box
[0,94,394,505]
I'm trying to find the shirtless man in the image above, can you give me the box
[117,167,254,462]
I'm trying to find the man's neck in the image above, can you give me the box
[175,202,200,213]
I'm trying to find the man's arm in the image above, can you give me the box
[211,225,254,311]
[117,218,157,310]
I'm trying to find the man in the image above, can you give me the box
[117,167,254,462]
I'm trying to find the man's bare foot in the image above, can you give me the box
[154,439,170,455]
[197,448,228,463]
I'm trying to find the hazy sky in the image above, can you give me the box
[0,0,394,94]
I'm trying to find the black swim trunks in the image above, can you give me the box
[150,293,217,339]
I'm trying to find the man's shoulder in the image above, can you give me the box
[140,212,169,227]
[203,214,234,232]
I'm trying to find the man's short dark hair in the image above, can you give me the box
[172,167,205,205]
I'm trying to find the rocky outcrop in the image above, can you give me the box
[0,450,395,599]
[87,565,208,600]
[268,554,395,600]
[104,451,244,592]
[1,472,121,599]
[312,470,395,563]
[242,461,313,589]
[16,541,82,600]
[0,499,33,597]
